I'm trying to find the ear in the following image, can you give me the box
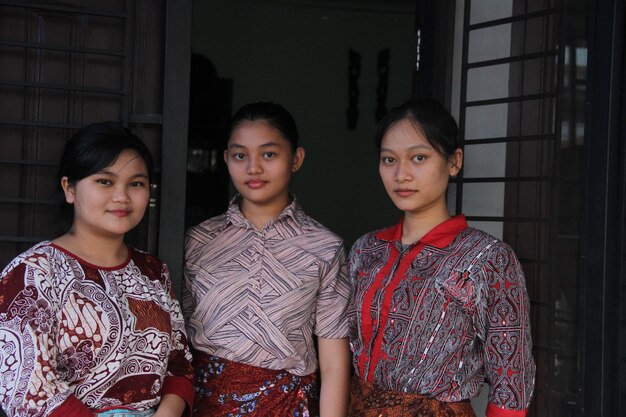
[61,177,75,204]
[448,148,463,177]
[291,147,306,173]
[223,149,228,164]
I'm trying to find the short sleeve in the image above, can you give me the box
[314,244,351,339]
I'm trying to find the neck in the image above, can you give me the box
[53,228,128,267]
[240,197,290,229]
[401,207,451,245]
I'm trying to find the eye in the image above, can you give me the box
[129,181,147,188]
[262,151,275,159]
[412,154,426,163]
[96,178,112,186]
[232,153,246,161]
[380,156,395,165]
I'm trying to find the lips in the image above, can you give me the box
[108,209,131,217]
[394,189,417,197]
[246,179,267,189]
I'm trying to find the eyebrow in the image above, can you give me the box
[228,141,282,149]
[380,144,432,152]
[97,170,149,179]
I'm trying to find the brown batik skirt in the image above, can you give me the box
[349,377,476,417]
[192,350,319,417]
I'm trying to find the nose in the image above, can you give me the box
[247,156,263,175]
[394,161,412,182]
[112,185,131,203]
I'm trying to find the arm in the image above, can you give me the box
[318,338,351,417]
[0,259,94,417]
[154,394,187,417]
[483,244,536,417]
[161,264,196,417]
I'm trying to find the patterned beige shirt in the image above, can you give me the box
[183,197,350,376]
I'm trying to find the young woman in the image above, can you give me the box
[183,101,351,417]
[348,98,535,417]
[0,122,195,417]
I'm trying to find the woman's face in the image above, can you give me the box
[224,119,304,212]
[378,118,462,218]
[62,149,150,239]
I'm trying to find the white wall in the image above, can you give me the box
[192,0,415,245]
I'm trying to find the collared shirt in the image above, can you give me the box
[0,243,195,417]
[349,215,535,417]
[183,197,350,376]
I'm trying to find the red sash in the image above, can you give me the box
[192,350,319,417]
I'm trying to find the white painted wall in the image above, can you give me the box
[192,0,415,245]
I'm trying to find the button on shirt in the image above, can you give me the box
[183,197,350,376]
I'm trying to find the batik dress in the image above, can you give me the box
[0,242,195,417]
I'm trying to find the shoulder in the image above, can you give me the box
[296,212,344,248]
[454,228,522,274]
[185,214,230,253]
[350,227,388,255]
[1,241,58,277]
[186,213,229,242]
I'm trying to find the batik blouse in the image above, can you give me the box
[349,215,535,417]
[183,197,351,376]
[0,242,195,417]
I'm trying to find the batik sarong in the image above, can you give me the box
[349,377,476,417]
[193,351,319,417]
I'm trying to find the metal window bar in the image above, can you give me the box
[0,1,135,265]
[457,1,577,415]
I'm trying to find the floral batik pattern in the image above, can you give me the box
[0,242,195,417]
[192,351,319,417]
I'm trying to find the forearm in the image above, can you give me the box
[318,338,351,417]
[153,394,187,417]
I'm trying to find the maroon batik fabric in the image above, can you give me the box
[349,377,476,417]
[348,215,535,416]
[0,242,194,417]
[192,350,319,417]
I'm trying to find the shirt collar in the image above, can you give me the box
[225,194,309,230]
[376,214,468,249]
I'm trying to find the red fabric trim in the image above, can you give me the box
[357,243,399,378]
[49,395,94,417]
[375,217,404,242]
[375,215,467,249]
[163,375,195,417]
[486,403,528,417]
[362,215,468,381]
[366,241,426,379]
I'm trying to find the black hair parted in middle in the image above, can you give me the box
[375,98,460,159]
[229,101,300,152]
